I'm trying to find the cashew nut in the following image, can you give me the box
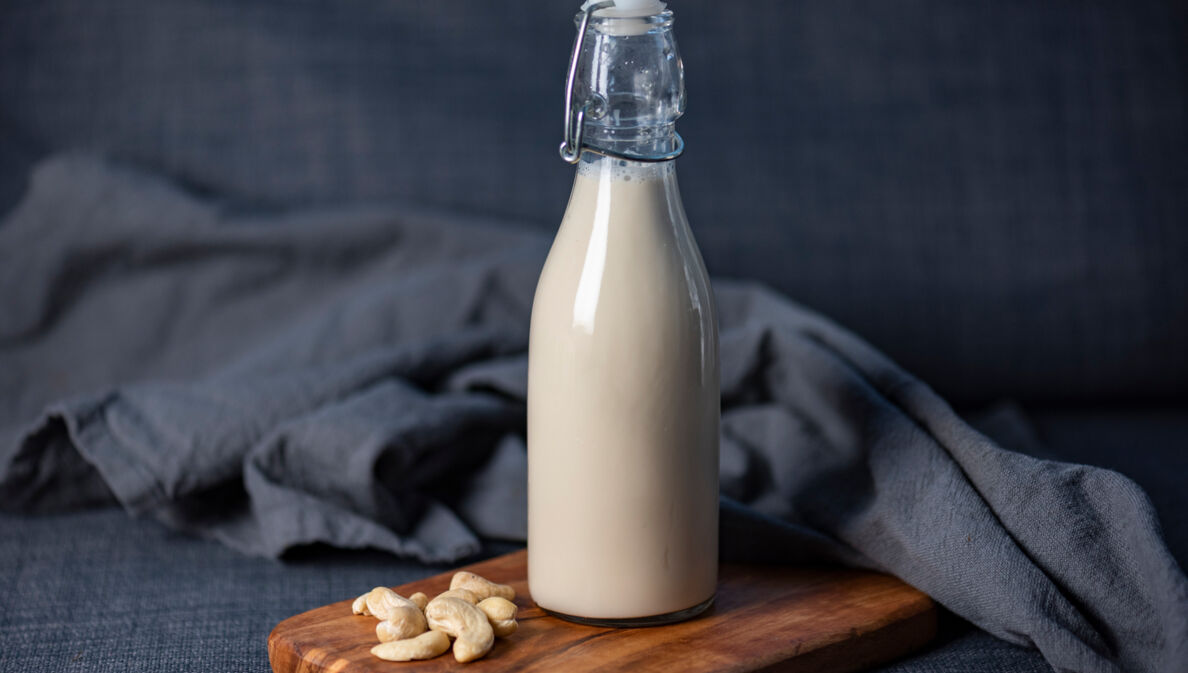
[477,596,518,637]
[364,587,416,621]
[425,596,495,663]
[450,571,515,601]
[365,587,427,640]
[376,610,427,642]
[371,630,451,662]
[351,593,371,616]
[433,588,480,605]
[349,573,513,663]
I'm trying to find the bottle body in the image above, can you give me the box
[527,152,719,623]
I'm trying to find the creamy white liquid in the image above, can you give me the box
[527,154,719,619]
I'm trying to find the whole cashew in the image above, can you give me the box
[450,571,515,601]
[351,593,371,616]
[376,609,427,642]
[425,596,495,663]
[365,587,427,640]
[433,588,480,605]
[365,587,418,621]
[477,596,518,637]
[371,630,451,661]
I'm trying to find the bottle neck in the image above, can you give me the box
[567,152,683,231]
[575,151,678,187]
[581,124,680,163]
[564,5,686,163]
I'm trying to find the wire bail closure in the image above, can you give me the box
[559,1,612,164]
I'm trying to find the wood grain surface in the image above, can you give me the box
[268,550,937,673]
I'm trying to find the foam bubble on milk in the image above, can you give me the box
[576,154,674,183]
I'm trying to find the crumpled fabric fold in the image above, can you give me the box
[1,155,1184,672]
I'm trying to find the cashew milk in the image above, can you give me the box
[527,153,719,622]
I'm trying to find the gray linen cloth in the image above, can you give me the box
[1,156,1185,673]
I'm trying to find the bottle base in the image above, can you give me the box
[541,594,715,628]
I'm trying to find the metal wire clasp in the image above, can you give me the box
[559,1,613,164]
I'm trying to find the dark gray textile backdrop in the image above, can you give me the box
[2,2,1187,673]
[1,0,1186,406]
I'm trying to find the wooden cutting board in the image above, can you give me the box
[269,550,937,673]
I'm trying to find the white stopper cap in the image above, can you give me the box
[580,0,667,18]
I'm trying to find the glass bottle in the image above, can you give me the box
[527,0,719,626]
